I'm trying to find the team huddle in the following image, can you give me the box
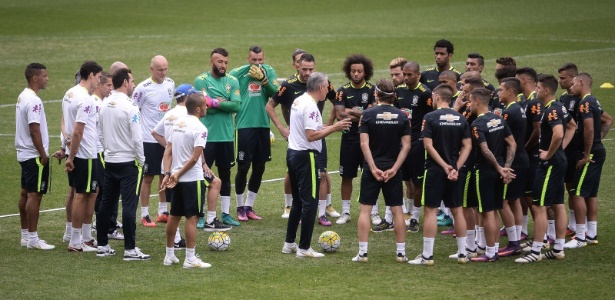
[15,39,611,267]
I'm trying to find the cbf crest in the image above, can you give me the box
[225,83,231,94]
[361,93,368,103]
[412,95,419,106]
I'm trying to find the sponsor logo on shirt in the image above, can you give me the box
[132,113,140,123]
[439,113,461,126]
[248,81,262,97]
[376,112,399,124]
[32,104,42,114]
[158,102,170,112]
[487,118,504,132]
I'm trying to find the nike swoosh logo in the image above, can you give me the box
[347,96,354,99]
[294,91,302,95]
[427,80,434,82]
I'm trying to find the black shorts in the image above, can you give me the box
[20,157,50,194]
[236,128,271,165]
[564,148,580,184]
[170,181,205,217]
[359,166,403,207]
[70,157,100,193]
[462,169,478,208]
[475,167,505,213]
[317,138,328,173]
[204,141,235,168]
[504,167,528,201]
[339,139,362,178]
[422,167,463,208]
[573,148,605,198]
[524,150,539,195]
[401,139,425,182]
[143,142,165,175]
[533,151,567,206]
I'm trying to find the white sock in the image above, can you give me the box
[371,202,379,214]
[486,246,496,258]
[515,225,523,241]
[207,211,216,224]
[547,220,555,239]
[522,215,529,234]
[342,200,351,214]
[166,246,174,257]
[396,242,406,256]
[326,194,332,206]
[568,209,576,229]
[494,242,499,253]
[554,239,565,251]
[82,224,92,241]
[359,241,368,255]
[402,198,408,214]
[506,226,518,242]
[411,205,421,222]
[174,227,181,243]
[186,247,196,260]
[587,221,597,238]
[477,227,486,249]
[575,224,587,240]
[467,230,476,251]
[423,237,434,258]
[158,202,167,215]
[70,227,82,247]
[65,222,72,236]
[284,194,292,207]
[221,196,230,214]
[245,191,257,207]
[439,201,446,211]
[318,200,326,217]
[456,236,467,256]
[531,241,543,254]
[21,228,28,239]
[28,231,39,244]
[141,206,149,218]
[236,194,244,207]
[385,206,393,223]
[443,207,452,217]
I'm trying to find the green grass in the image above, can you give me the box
[1,0,615,298]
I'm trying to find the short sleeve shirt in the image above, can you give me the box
[132,77,175,143]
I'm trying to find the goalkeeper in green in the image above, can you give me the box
[229,45,279,222]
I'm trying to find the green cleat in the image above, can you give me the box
[222,213,241,226]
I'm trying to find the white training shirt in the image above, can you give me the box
[152,104,187,143]
[168,115,207,182]
[62,85,90,155]
[93,95,104,154]
[98,91,145,165]
[15,88,49,162]
[70,92,99,159]
[132,77,175,143]
[288,93,323,152]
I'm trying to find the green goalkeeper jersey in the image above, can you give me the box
[229,64,278,129]
[194,71,241,142]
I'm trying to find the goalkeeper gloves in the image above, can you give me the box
[248,64,269,85]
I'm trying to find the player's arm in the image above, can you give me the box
[66,121,85,171]
[326,105,336,126]
[29,122,48,165]
[526,120,540,149]
[600,111,612,139]
[169,145,204,188]
[359,132,380,177]
[503,134,516,168]
[305,118,351,141]
[262,66,278,98]
[541,124,563,161]
[457,137,472,170]
[152,118,166,147]
[576,115,595,169]
[266,98,289,139]
[161,142,173,189]
[562,117,577,150]
[424,137,452,173]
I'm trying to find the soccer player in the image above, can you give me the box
[194,48,241,226]
[438,70,461,104]
[335,54,377,226]
[353,79,410,262]
[229,45,279,225]
[516,74,574,263]
[63,61,103,252]
[96,68,150,260]
[282,72,351,258]
[408,84,471,265]
[16,63,54,250]
[565,73,612,249]
[420,39,462,90]
[395,61,433,233]
[492,63,517,111]
[465,53,495,91]
[469,88,516,262]
[497,77,528,257]
[133,55,175,227]
[161,92,213,269]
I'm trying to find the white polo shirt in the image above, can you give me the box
[99,91,145,165]
[152,104,187,142]
[168,115,207,182]
[288,92,322,152]
[133,77,175,143]
[15,88,49,162]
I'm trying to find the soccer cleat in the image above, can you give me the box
[27,239,55,250]
[196,217,205,229]
[221,213,241,226]
[465,248,478,259]
[326,205,341,218]
[81,242,97,252]
[352,253,368,262]
[141,215,157,227]
[471,254,499,262]
[407,219,419,233]
[515,252,542,263]
[542,249,565,260]
[174,238,186,249]
[408,255,434,266]
[564,238,587,249]
[123,248,151,261]
[457,254,469,264]
[522,241,550,253]
[203,217,232,232]
[282,242,298,254]
[565,228,575,237]
[318,215,332,227]
[68,245,83,252]
[84,239,98,248]
[116,221,123,229]
[441,227,455,235]
[108,230,124,240]
[587,235,599,245]
[296,247,325,258]
[156,212,169,223]
[63,234,71,243]
[520,232,528,241]
[403,213,412,222]
[237,207,248,222]
[547,236,555,245]
[396,253,409,263]
[370,213,382,225]
[436,210,445,221]
[281,206,291,218]
[437,215,453,226]
[183,258,211,269]
[477,246,486,255]
[21,237,28,247]
[498,244,522,257]
[163,255,180,266]
[245,208,263,220]
[336,213,351,224]
[96,245,116,257]
[371,220,394,232]
[500,227,507,236]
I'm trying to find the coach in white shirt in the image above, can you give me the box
[282,72,351,258]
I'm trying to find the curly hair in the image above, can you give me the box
[342,54,374,82]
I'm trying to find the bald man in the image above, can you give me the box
[133,55,175,227]
[109,61,128,76]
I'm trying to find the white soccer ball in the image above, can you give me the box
[270,130,275,144]
[318,231,341,253]
[207,231,231,251]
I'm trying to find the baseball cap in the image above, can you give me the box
[175,84,197,98]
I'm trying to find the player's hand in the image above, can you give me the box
[382,168,398,182]
[447,168,459,181]
[576,155,594,169]
[336,118,352,132]
[371,168,385,182]
[40,155,49,166]
[499,167,515,184]
[538,149,550,161]
[166,173,179,189]
[204,94,220,109]
[65,159,74,172]
[160,175,169,192]
[278,126,290,141]
[249,64,269,85]
[52,149,65,163]
[203,165,214,178]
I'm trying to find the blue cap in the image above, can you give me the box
[175,84,197,98]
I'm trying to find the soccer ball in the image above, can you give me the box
[207,231,231,251]
[318,231,341,253]
[270,130,275,144]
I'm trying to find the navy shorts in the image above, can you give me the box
[359,166,403,207]
[401,139,425,182]
[573,148,605,198]
[236,128,271,165]
[422,166,463,208]
[143,142,165,175]
[533,151,567,206]
[70,157,99,193]
[339,139,362,178]
[20,157,50,194]
[204,141,235,168]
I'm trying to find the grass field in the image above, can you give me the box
[1,0,615,299]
